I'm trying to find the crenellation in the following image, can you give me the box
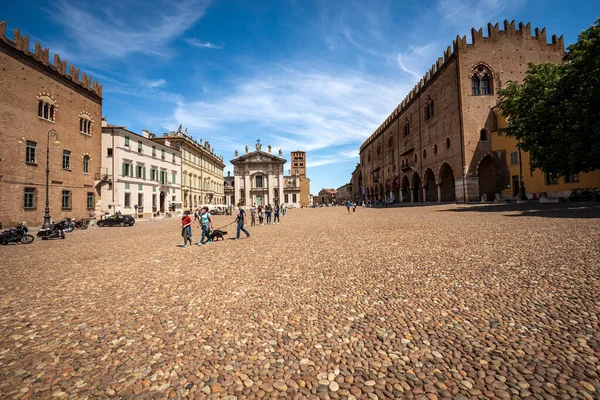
[552,34,564,48]
[444,46,452,61]
[69,64,79,82]
[54,54,67,74]
[471,27,483,43]
[503,20,516,31]
[1,21,102,97]
[81,72,91,89]
[13,28,30,53]
[519,22,532,37]
[487,22,500,37]
[34,42,49,65]
[534,27,547,42]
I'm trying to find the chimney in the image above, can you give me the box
[141,129,149,138]
[101,117,108,127]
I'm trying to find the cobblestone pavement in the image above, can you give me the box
[1,204,599,399]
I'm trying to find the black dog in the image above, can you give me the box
[209,229,227,241]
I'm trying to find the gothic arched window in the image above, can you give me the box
[471,65,493,96]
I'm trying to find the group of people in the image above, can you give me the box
[249,204,285,226]
[344,201,358,214]
[180,203,264,247]
[181,206,215,248]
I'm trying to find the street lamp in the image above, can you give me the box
[517,145,528,202]
[42,129,60,229]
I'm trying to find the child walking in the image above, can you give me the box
[273,205,280,224]
[181,211,193,247]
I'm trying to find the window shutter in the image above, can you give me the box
[143,167,146,180]
[122,163,126,177]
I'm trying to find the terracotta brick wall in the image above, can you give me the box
[0,42,102,227]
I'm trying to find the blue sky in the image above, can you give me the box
[4,0,598,192]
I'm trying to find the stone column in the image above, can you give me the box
[437,185,442,202]
[423,187,427,203]
[278,171,284,206]
[410,187,414,202]
[234,175,241,205]
[244,173,250,206]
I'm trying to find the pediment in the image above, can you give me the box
[231,150,286,165]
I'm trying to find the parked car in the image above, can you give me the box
[97,214,135,227]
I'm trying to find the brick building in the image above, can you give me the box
[336,183,353,203]
[290,150,311,207]
[358,21,564,203]
[0,22,103,227]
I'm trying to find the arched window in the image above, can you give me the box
[414,153,418,163]
[79,112,93,135]
[481,74,490,95]
[422,149,427,159]
[472,75,480,95]
[37,94,56,122]
[425,96,434,120]
[433,144,438,155]
[404,118,410,137]
[445,137,451,149]
[471,65,493,96]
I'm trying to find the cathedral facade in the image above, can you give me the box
[231,142,286,207]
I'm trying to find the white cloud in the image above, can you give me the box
[146,79,167,88]
[168,65,411,154]
[437,0,520,29]
[48,0,212,59]
[185,38,224,49]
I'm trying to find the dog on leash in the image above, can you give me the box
[209,229,227,241]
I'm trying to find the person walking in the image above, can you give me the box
[235,204,251,239]
[265,204,272,224]
[282,204,287,216]
[194,208,200,224]
[258,206,264,225]
[346,201,351,213]
[198,206,214,245]
[273,205,280,224]
[251,206,256,226]
[181,211,193,248]
[352,202,357,214]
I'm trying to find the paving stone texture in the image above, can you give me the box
[0,203,599,399]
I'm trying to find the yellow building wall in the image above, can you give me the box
[493,116,600,199]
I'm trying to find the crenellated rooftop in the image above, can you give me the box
[360,20,564,152]
[0,21,102,98]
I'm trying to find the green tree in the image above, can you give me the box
[498,18,600,176]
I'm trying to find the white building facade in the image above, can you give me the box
[231,143,286,206]
[101,122,182,217]
[283,175,301,208]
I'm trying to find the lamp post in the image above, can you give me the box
[42,130,60,229]
[517,146,528,202]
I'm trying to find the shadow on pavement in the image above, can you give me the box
[440,202,600,219]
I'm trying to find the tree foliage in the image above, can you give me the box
[498,18,600,176]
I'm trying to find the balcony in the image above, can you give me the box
[95,172,111,181]
[401,162,415,172]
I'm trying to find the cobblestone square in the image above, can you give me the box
[1,204,599,399]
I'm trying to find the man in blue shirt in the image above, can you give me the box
[235,204,251,239]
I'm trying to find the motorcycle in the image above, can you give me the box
[0,223,34,245]
[57,219,75,233]
[37,221,68,240]
[73,218,89,230]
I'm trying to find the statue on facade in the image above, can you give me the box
[255,138,262,151]
[245,145,249,153]
[278,149,282,156]
[178,124,182,133]
[268,145,272,153]
[234,150,238,157]
[184,128,188,135]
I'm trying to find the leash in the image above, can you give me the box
[211,220,237,231]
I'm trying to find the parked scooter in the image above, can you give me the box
[37,221,68,240]
[73,218,89,230]
[0,223,34,245]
